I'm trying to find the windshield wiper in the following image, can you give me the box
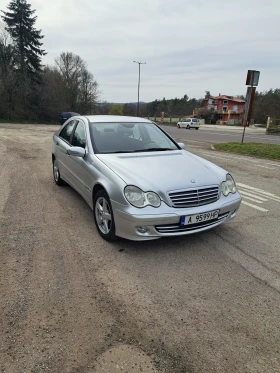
[112,150,137,153]
[111,148,175,154]
[134,148,175,152]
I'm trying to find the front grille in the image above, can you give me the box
[168,185,220,208]
[155,212,229,234]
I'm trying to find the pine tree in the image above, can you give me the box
[1,0,46,82]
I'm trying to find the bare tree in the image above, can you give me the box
[78,69,99,114]
[55,52,99,114]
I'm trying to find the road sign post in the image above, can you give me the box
[241,70,260,144]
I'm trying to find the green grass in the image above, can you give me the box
[214,142,280,160]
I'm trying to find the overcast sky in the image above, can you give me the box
[3,0,280,102]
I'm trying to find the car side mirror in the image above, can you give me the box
[178,142,185,149]
[67,147,86,157]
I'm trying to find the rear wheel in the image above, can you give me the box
[195,127,199,130]
[53,159,65,186]
[93,190,116,242]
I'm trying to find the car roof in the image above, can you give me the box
[85,115,153,123]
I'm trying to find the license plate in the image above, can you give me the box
[181,210,219,226]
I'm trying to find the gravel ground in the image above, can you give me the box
[0,124,280,373]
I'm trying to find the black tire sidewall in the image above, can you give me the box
[93,190,116,241]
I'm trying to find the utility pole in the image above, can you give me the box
[133,61,146,117]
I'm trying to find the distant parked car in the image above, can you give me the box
[177,118,200,130]
[59,112,80,125]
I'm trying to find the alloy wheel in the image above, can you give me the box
[95,197,112,234]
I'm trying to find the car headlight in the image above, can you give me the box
[124,186,161,208]
[222,174,237,196]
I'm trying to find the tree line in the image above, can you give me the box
[1,0,279,124]
[0,0,99,122]
[102,90,280,124]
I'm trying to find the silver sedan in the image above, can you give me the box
[52,115,242,241]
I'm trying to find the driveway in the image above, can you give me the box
[0,124,280,373]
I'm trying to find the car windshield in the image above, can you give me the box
[89,122,179,154]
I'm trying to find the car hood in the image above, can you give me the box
[96,150,226,195]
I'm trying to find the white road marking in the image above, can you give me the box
[255,164,276,170]
[201,152,276,169]
[240,196,263,204]
[262,162,280,167]
[237,183,280,203]
[199,130,280,142]
[201,152,258,163]
[238,190,268,202]
[241,201,268,212]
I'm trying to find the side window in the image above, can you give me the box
[72,121,86,148]
[59,120,76,143]
[187,119,191,122]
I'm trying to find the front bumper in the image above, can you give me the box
[112,195,242,241]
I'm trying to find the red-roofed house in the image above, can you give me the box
[204,95,245,125]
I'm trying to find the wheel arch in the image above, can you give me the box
[92,183,107,201]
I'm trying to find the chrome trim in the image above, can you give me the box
[168,185,220,208]
[155,212,229,233]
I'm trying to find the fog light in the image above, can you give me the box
[231,210,237,218]
[136,226,149,234]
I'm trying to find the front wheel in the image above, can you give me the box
[187,125,190,129]
[177,124,180,128]
[93,190,116,242]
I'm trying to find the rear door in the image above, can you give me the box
[56,120,77,184]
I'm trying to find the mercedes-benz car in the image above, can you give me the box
[52,115,241,241]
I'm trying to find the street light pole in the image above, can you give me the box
[133,61,146,117]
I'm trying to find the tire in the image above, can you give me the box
[177,124,180,128]
[195,128,199,130]
[53,158,65,186]
[93,190,116,242]
[187,125,190,129]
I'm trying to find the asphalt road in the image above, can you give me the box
[160,124,280,146]
[0,124,280,373]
